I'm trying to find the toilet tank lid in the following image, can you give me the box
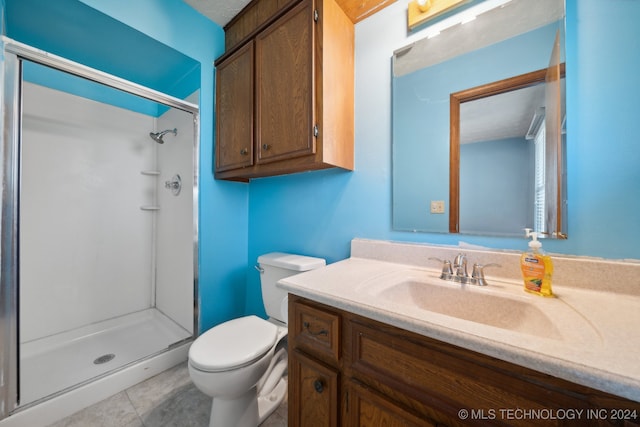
[258,252,326,271]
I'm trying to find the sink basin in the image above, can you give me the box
[359,269,600,343]
[377,278,563,339]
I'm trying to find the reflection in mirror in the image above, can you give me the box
[392,0,566,238]
[450,66,566,238]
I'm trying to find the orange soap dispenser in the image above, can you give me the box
[520,229,554,297]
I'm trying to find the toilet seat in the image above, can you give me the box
[189,315,278,372]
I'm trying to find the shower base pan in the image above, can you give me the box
[19,308,192,406]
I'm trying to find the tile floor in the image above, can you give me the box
[48,362,287,427]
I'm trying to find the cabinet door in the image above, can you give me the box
[289,349,339,427]
[345,382,436,427]
[215,41,254,172]
[255,0,315,165]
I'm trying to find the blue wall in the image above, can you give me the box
[0,0,5,35]
[460,137,533,236]
[22,61,166,117]
[244,0,640,317]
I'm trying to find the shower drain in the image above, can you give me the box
[93,353,116,365]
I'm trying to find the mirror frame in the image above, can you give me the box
[449,65,566,235]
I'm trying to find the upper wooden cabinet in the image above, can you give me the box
[214,0,355,181]
[255,0,315,166]
[223,0,395,52]
[224,0,297,52]
[215,41,254,172]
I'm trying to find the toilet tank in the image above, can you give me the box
[257,252,326,323]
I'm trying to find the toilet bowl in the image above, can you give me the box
[188,252,326,427]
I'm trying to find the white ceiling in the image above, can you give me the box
[460,84,545,144]
[183,0,253,26]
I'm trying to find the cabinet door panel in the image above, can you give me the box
[291,298,341,364]
[215,42,254,172]
[289,349,339,427]
[255,0,315,164]
[345,382,436,427]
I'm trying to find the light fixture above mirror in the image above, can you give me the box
[408,0,467,30]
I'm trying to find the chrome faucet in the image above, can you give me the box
[452,253,468,283]
[430,254,500,286]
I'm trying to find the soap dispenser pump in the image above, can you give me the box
[520,229,554,297]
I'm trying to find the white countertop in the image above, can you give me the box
[278,256,640,402]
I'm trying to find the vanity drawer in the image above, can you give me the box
[290,296,341,365]
[346,319,592,426]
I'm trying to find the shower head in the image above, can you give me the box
[149,128,177,144]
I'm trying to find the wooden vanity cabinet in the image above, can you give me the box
[290,349,340,426]
[289,295,440,426]
[214,0,354,181]
[288,295,640,426]
[289,296,342,426]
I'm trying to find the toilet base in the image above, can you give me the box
[209,387,258,427]
[207,378,287,427]
[257,377,287,424]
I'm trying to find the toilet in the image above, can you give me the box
[188,252,326,427]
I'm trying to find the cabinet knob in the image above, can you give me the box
[262,143,271,151]
[240,148,248,155]
[313,379,324,394]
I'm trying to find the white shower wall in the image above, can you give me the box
[155,91,197,334]
[19,82,191,343]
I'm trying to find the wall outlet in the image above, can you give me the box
[430,200,445,214]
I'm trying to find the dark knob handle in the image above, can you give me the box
[240,148,248,155]
[313,379,324,393]
[262,143,270,151]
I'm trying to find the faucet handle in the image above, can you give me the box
[471,263,501,286]
[428,257,453,280]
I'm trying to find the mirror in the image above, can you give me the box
[392,0,567,238]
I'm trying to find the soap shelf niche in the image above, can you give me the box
[140,171,161,210]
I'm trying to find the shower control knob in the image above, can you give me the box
[164,174,182,196]
[240,148,248,156]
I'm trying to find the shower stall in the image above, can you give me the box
[1,38,199,423]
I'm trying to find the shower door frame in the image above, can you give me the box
[0,36,200,420]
